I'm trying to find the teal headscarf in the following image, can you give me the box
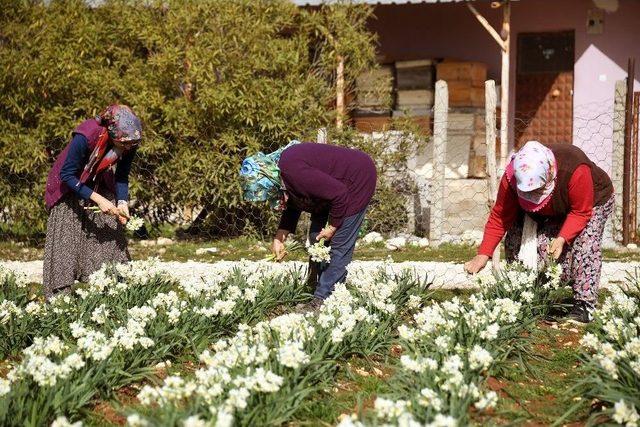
[240,140,301,209]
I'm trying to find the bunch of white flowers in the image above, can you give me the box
[0,300,22,325]
[51,416,83,427]
[613,400,640,427]
[277,341,310,369]
[9,336,85,387]
[125,215,145,232]
[0,265,28,288]
[308,240,331,263]
[0,378,11,397]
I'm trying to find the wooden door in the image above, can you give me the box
[515,31,574,148]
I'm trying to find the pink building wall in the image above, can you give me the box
[370,0,640,173]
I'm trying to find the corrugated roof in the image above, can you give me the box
[293,0,473,5]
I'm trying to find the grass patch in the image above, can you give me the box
[2,237,639,264]
[292,357,394,426]
[491,322,590,425]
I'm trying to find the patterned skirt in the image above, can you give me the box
[504,195,614,305]
[43,193,130,299]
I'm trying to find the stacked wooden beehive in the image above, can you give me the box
[436,61,486,107]
[353,65,394,133]
[393,60,434,126]
[436,61,488,178]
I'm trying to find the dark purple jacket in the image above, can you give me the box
[278,143,377,231]
[45,119,116,210]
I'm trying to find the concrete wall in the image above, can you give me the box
[370,0,640,174]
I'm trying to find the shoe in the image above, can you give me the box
[564,300,595,324]
[294,297,324,314]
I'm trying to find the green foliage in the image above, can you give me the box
[1,0,391,239]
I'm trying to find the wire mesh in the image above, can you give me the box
[1,80,639,290]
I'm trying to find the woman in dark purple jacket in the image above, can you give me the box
[240,141,377,310]
[43,105,142,299]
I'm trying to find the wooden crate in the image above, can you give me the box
[406,115,431,133]
[356,65,394,89]
[436,61,487,87]
[397,89,434,108]
[355,65,394,109]
[468,153,487,178]
[396,60,434,90]
[447,82,485,107]
[353,115,392,133]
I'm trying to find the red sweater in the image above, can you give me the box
[478,164,594,257]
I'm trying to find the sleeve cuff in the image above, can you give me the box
[78,186,94,200]
[558,232,572,243]
[329,217,343,228]
[478,248,494,257]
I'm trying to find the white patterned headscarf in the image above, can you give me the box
[511,140,557,207]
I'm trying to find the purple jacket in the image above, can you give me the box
[44,119,116,210]
[278,143,377,231]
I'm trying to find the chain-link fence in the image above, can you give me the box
[1,80,637,249]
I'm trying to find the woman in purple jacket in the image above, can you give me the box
[43,105,142,299]
[240,141,377,311]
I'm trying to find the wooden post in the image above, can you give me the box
[499,2,510,170]
[485,80,501,271]
[612,80,627,243]
[430,80,448,245]
[317,127,327,144]
[623,58,636,245]
[632,92,640,242]
[336,55,345,130]
[467,1,510,170]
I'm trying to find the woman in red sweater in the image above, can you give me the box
[464,141,614,323]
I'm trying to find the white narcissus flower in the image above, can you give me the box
[613,400,640,427]
[50,416,83,427]
[374,398,411,419]
[126,215,145,232]
[278,341,310,369]
[336,415,365,427]
[308,241,331,263]
[182,416,208,427]
[214,409,234,427]
[225,387,250,410]
[126,414,149,427]
[0,300,22,324]
[428,414,458,427]
[419,387,443,411]
[469,345,493,371]
[407,295,422,309]
[90,304,110,325]
[475,391,498,411]
[0,378,11,397]
[25,301,45,316]
[521,291,534,303]
[480,323,500,341]
[580,333,600,350]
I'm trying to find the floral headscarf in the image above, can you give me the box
[239,140,301,209]
[80,105,142,184]
[505,140,557,211]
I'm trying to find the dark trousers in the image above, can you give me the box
[307,208,367,299]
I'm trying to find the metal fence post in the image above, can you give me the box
[485,80,501,270]
[429,80,448,245]
[612,80,627,244]
[317,127,327,144]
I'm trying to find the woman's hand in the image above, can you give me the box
[549,236,566,260]
[117,201,130,225]
[316,225,337,242]
[272,229,289,262]
[464,255,490,275]
[92,194,120,217]
[271,239,286,261]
